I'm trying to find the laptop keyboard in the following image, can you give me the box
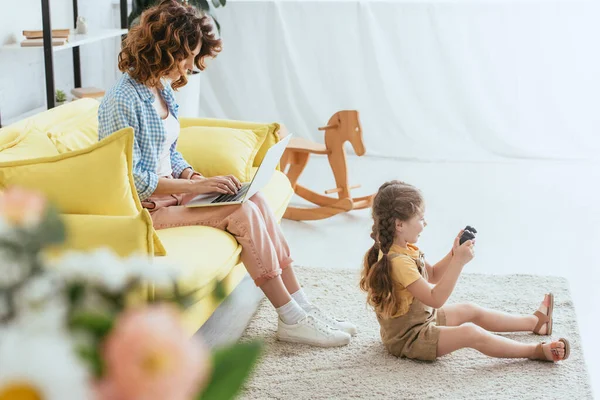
[211,183,250,204]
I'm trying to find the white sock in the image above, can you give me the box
[291,288,312,310]
[276,299,306,325]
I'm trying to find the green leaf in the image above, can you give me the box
[220,0,226,6]
[212,17,221,34]
[97,288,127,311]
[162,282,205,310]
[69,310,115,338]
[213,279,227,302]
[67,283,86,306]
[197,341,262,400]
[76,345,104,377]
[128,0,159,27]
[36,205,66,246]
[128,12,140,28]
[197,0,210,11]
[167,282,194,309]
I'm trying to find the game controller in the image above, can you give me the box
[459,225,477,245]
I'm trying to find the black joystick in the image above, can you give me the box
[459,225,477,245]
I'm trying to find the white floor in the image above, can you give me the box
[280,155,600,397]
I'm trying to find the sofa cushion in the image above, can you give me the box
[0,127,59,161]
[0,99,99,150]
[0,127,140,216]
[156,225,241,295]
[177,125,268,182]
[46,107,99,153]
[179,117,280,169]
[21,99,99,133]
[48,209,156,257]
[0,99,99,156]
[0,127,21,150]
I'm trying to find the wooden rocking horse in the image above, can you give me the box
[281,110,375,221]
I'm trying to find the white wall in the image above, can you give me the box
[0,0,123,124]
[201,0,600,161]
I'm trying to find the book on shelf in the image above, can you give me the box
[20,38,68,47]
[22,29,71,39]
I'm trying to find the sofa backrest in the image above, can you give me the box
[0,99,100,161]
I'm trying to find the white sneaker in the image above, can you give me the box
[306,305,358,336]
[277,315,351,347]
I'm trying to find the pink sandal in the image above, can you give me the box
[530,338,571,362]
[533,293,554,335]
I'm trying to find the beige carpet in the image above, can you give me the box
[240,266,593,400]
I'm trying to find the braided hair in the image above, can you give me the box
[359,180,424,318]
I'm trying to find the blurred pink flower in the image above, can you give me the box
[0,186,47,227]
[94,379,121,400]
[98,304,211,400]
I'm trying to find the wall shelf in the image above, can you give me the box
[2,29,128,53]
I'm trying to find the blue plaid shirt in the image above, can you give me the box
[98,73,191,201]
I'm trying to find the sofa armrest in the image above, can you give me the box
[178,117,282,168]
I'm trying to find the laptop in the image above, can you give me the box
[185,134,292,208]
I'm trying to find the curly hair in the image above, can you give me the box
[118,0,222,90]
[359,180,424,318]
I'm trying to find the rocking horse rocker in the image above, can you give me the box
[281,110,375,221]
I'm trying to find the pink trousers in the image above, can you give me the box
[142,191,294,287]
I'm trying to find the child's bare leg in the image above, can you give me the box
[441,294,551,333]
[437,324,566,360]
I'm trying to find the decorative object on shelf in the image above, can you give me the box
[128,0,226,33]
[0,187,262,400]
[55,90,67,105]
[76,16,88,34]
[71,87,105,99]
[281,110,376,221]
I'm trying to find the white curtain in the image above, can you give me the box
[198,0,600,161]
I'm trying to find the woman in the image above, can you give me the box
[98,0,355,347]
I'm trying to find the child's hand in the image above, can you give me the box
[450,229,464,256]
[452,235,475,265]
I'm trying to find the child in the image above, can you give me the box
[360,180,570,362]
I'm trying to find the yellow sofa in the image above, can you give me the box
[0,99,294,335]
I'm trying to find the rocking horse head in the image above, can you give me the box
[319,110,366,156]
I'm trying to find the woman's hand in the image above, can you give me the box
[190,175,242,195]
[451,235,475,265]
